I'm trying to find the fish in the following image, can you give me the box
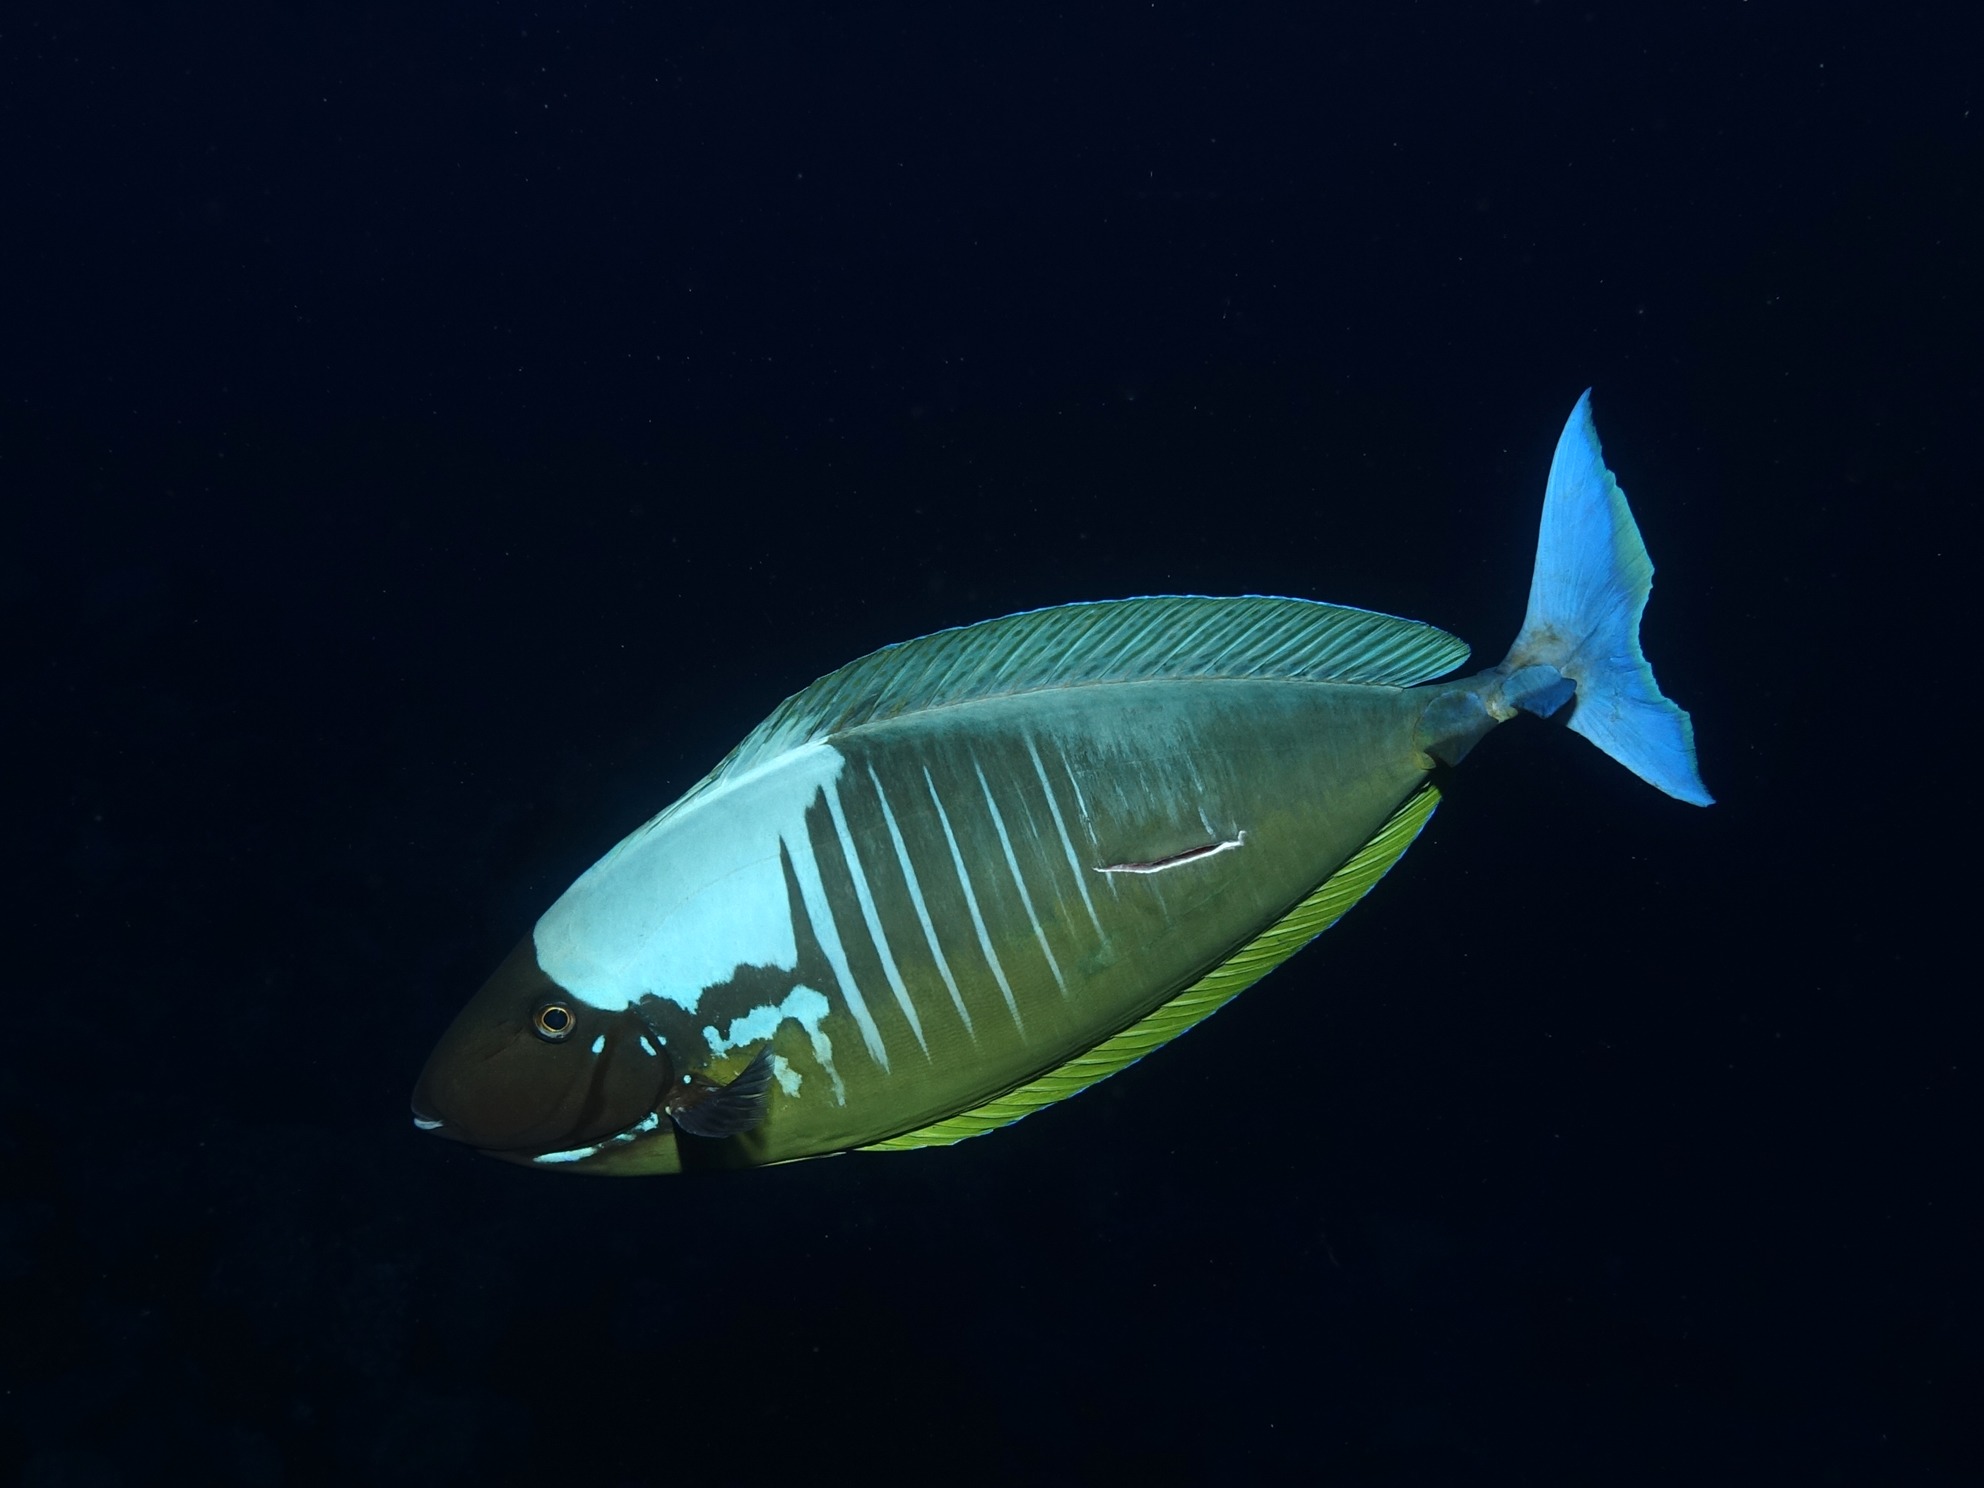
[411,390,1711,1175]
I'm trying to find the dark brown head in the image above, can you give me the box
[411,937,674,1158]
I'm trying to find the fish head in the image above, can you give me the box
[411,936,673,1157]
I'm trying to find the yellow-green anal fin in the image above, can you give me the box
[863,783,1443,1152]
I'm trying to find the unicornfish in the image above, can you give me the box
[411,391,1711,1174]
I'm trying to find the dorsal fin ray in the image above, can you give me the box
[862,782,1443,1152]
[696,597,1466,798]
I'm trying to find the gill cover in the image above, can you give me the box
[411,937,672,1154]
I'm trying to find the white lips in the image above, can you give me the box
[412,1115,444,1131]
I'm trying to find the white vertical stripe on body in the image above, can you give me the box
[974,759,1070,997]
[924,765,1024,1034]
[867,763,974,1039]
[824,777,927,1056]
[785,814,890,1071]
[1023,733,1107,943]
[1057,742,1117,899]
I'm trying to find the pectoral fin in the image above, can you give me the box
[663,1046,777,1139]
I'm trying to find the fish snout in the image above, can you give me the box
[409,1052,531,1149]
[409,1091,448,1136]
[409,1066,477,1143]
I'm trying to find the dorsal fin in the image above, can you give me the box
[700,597,1467,794]
[862,782,1443,1153]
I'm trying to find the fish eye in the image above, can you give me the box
[532,1002,576,1042]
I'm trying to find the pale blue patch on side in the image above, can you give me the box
[531,1108,664,1166]
[533,1145,599,1165]
[770,1053,801,1096]
[703,983,843,1105]
[703,983,828,1052]
[532,743,848,1013]
[590,1034,606,1055]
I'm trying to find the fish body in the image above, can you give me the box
[413,392,1710,1174]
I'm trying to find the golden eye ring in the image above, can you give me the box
[532,1002,576,1042]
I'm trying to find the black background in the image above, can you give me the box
[7,3,1975,1484]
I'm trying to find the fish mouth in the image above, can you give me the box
[409,1096,446,1133]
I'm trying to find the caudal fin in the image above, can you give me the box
[1503,391,1713,806]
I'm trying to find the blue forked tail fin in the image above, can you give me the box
[1503,391,1713,806]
